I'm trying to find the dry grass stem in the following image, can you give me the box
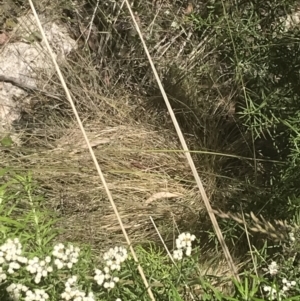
[212,209,290,241]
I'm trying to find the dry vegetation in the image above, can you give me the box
[0,0,212,251]
[0,0,280,264]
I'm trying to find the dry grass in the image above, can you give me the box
[0,0,276,269]
[3,121,207,249]
[0,0,263,264]
[213,209,291,241]
[1,41,211,252]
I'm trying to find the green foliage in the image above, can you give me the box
[186,0,300,220]
[0,136,13,147]
[2,164,300,299]
[3,172,300,300]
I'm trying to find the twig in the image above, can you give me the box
[85,0,100,46]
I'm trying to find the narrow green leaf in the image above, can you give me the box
[0,216,24,228]
[0,135,13,147]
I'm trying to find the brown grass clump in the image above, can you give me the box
[3,120,207,250]
[1,40,211,251]
[53,123,208,245]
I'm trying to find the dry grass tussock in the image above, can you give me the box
[1,46,212,251]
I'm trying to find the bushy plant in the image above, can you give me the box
[185,0,300,221]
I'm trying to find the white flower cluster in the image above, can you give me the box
[173,232,196,260]
[0,238,83,300]
[264,279,296,300]
[94,267,120,289]
[6,283,49,301]
[0,238,129,300]
[0,238,28,281]
[289,232,295,242]
[103,246,128,271]
[61,276,95,301]
[263,285,278,300]
[26,256,53,284]
[0,238,28,273]
[282,278,296,292]
[6,283,28,300]
[52,243,80,269]
[94,246,128,289]
[0,266,7,282]
[268,261,279,276]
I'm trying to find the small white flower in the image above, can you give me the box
[6,283,29,301]
[61,277,94,301]
[71,257,78,264]
[6,283,16,292]
[35,275,41,284]
[186,246,192,256]
[26,256,53,281]
[0,238,28,268]
[67,275,77,285]
[178,233,196,248]
[171,21,179,29]
[268,261,279,276]
[173,249,183,260]
[176,238,183,249]
[47,266,53,273]
[174,232,196,259]
[103,281,115,289]
[94,269,105,286]
[52,243,80,270]
[0,267,7,282]
[104,266,110,274]
[280,278,296,294]
[18,256,28,264]
[110,263,120,271]
[54,258,64,269]
[263,285,277,300]
[103,246,127,269]
[282,285,289,292]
